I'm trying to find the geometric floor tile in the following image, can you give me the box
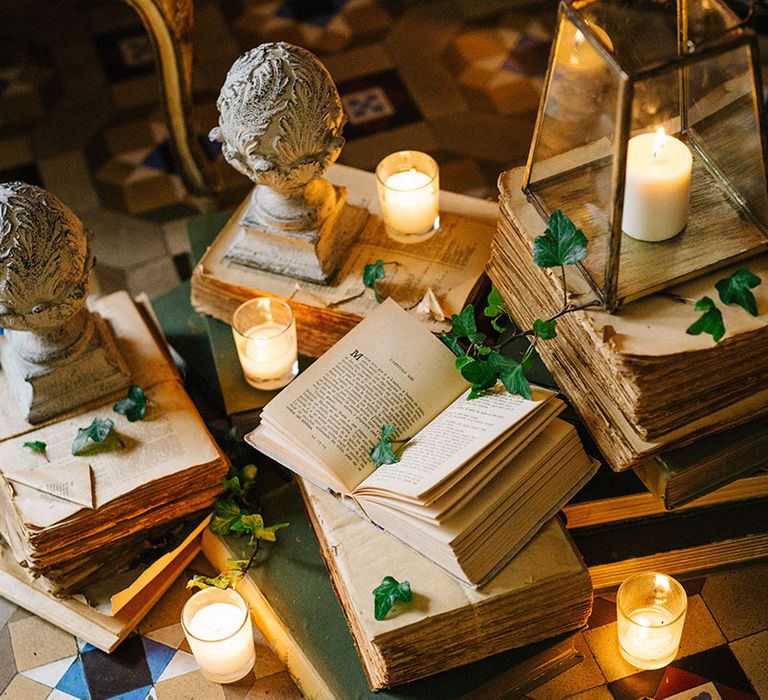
[55,657,88,700]
[80,635,153,700]
[141,625,185,652]
[19,656,76,689]
[8,617,78,673]
[155,650,197,683]
[701,563,768,642]
[140,639,175,684]
[730,631,768,699]
[0,674,50,699]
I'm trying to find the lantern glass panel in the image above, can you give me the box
[525,0,768,310]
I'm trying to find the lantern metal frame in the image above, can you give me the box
[523,0,768,311]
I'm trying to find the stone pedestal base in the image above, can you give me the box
[0,313,131,424]
[223,184,368,284]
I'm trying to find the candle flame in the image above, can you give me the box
[652,127,667,158]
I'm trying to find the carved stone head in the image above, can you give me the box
[209,42,346,194]
[0,182,93,333]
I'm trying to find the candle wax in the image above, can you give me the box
[239,322,297,383]
[188,602,243,640]
[382,168,439,236]
[619,606,680,668]
[622,130,692,242]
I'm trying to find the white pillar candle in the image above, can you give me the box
[182,588,256,683]
[617,572,687,670]
[621,128,693,242]
[376,151,440,243]
[232,298,298,390]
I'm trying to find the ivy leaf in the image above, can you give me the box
[477,345,492,357]
[533,209,588,268]
[532,318,557,340]
[440,331,464,358]
[715,267,761,317]
[72,417,116,456]
[460,359,498,399]
[113,385,148,422]
[450,305,477,339]
[487,351,533,400]
[454,354,473,371]
[231,513,289,544]
[222,475,246,498]
[363,259,386,303]
[370,424,398,468]
[186,570,241,591]
[491,316,508,333]
[686,296,725,343]
[373,575,412,620]
[210,499,243,535]
[23,441,47,454]
[484,287,506,317]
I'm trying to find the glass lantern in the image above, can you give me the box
[524,0,768,310]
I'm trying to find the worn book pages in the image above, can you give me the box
[299,480,593,689]
[0,515,207,652]
[0,380,222,529]
[251,298,467,492]
[191,163,498,357]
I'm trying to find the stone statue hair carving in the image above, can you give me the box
[209,42,346,193]
[0,182,93,334]
[0,182,130,423]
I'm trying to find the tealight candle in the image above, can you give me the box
[232,297,298,390]
[181,587,256,683]
[622,127,693,242]
[376,151,440,243]
[617,572,687,670]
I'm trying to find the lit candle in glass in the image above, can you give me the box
[232,297,298,390]
[376,150,440,243]
[617,571,687,670]
[181,587,256,683]
[622,127,693,242]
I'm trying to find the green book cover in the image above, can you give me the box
[202,481,580,699]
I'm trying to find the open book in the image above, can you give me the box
[247,299,597,586]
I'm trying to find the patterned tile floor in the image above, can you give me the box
[0,0,766,697]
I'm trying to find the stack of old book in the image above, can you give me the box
[490,166,768,474]
[191,163,498,357]
[0,291,229,646]
[240,298,598,689]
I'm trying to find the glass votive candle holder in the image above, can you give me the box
[232,297,298,390]
[375,150,440,243]
[181,587,256,684]
[616,571,687,670]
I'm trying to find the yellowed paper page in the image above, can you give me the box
[1,380,221,528]
[249,299,466,492]
[5,461,93,509]
[357,385,554,500]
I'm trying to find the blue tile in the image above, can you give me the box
[56,657,89,700]
[108,686,153,700]
[141,637,176,683]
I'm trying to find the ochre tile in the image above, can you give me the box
[730,630,768,698]
[0,674,50,699]
[154,671,226,699]
[701,563,768,641]
[245,670,302,700]
[583,622,643,683]
[676,595,726,658]
[8,616,77,673]
[0,626,17,695]
[528,632,607,699]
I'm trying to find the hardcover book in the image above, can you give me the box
[202,480,591,695]
[246,298,597,586]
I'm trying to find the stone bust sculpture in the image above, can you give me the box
[209,42,366,283]
[0,182,130,423]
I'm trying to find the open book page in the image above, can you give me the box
[0,380,221,529]
[356,385,556,502]
[249,299,466,493]
[199,163,497,330]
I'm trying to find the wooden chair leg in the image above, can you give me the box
[121,0,216,196]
